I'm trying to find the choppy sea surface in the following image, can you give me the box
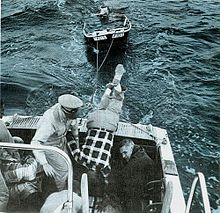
[1,0,220,212]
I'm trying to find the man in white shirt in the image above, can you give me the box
[31,94,83,191]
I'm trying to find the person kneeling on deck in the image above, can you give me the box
[31,94,83,191]
[113,139,155,213]
[68,64,126,193]
[0,120,42,211]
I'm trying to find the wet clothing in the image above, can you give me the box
[86,90,124,132]
[87,109,119,132]
[71,90,124,179]
[113,145,155,213]
[72,129,114,178]
[31,103,79,191]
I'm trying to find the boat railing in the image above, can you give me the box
[145,180,173,213]
[0,142,77,213]
[185,172,211,213]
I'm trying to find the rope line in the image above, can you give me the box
[96,41,99,73]
[97,38,114,72]
[90,38,115,104]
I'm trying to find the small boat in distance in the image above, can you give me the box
[83,6,131,50]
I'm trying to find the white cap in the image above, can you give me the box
[58,94,83,109]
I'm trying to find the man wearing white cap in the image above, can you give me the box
[69,64,126,182]
[31,94,83,191]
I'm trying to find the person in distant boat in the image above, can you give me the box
[113,139,155,213]
[0,119,42,211]
[69,64,126,191]
[98,6,110,17]
[31,94,83,191]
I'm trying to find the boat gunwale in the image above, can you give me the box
[83,14,131,39]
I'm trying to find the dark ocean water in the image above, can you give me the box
[1,0,220,212]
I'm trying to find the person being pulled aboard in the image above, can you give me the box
[68,64,126,196]
[113,138,155,213]
[31,94,83,191]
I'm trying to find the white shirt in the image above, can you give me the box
[32,103,77,147]
[31,103,78,165]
